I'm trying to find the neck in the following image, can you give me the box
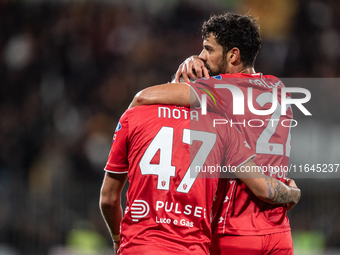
[228,65,256,74]
[238,66,256,74]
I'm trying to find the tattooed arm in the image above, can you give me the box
[262,175,301,208]
[235,159,301,208]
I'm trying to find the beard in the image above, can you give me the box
[204,58,228,76]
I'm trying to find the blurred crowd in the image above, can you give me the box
[0,0,340,254]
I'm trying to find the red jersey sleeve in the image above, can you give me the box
[104,112,129,173]
[189,78,226,115]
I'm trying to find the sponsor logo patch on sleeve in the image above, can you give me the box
[112,122,122,143]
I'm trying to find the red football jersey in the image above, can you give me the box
[105,105,255,254]
[189,73,293,236]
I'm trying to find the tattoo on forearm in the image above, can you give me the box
[264,176,301,204]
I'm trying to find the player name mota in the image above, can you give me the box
[158,107,199,121]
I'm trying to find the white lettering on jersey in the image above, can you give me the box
[248,79,284,88]
[174,203,182,214]
[155,217,193,228]
[184,205,192,215]
[156,201,164,211]
[158,107,199,121]
[180,219,194,227]
[155,200,205,219]
[194,206,202,217]
[165,201,173,212]
[156,216,172,224]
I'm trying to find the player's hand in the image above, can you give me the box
[286,178,298,189]
[286,178,301,210]
[175,55,209,83]
[114,240,120,254]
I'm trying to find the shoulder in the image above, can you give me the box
[125,105,160,117]
[262,74,278,79]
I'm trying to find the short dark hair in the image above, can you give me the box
[202,13,261,67]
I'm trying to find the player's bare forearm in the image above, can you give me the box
[263,176,301,205]
[100,203,123,253]
[129,83,198,108]
[100,172,127,245]
[235,160,301,206]
[100,201,123,238]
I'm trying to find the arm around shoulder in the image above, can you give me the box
[234,159,301,207]
[129,83,198,108]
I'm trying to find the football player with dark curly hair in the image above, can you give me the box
[130,13,298,255]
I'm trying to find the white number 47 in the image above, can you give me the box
[139,127,216,193]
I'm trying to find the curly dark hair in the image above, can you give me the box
[202,13,261,67]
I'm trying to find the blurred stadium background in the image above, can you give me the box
[0,0,339,254]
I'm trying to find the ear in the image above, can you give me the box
[228,47,241,64]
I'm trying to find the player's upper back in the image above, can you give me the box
[109,104,254,254]
[190,73,293,179]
